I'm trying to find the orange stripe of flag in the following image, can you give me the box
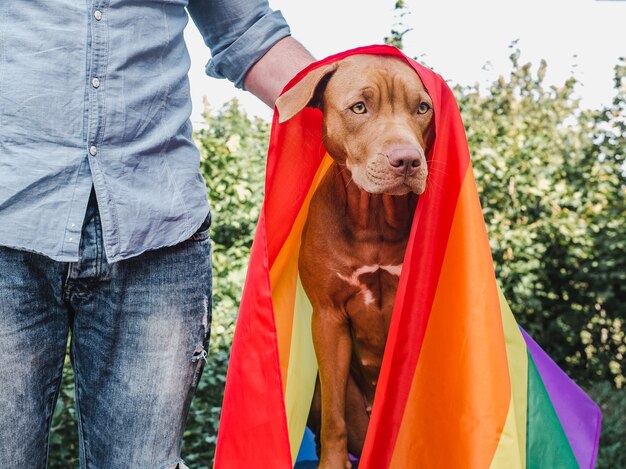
[389,168,510,467]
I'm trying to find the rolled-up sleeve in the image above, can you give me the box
[187,0,291,89]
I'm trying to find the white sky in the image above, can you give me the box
[185,0,626,124]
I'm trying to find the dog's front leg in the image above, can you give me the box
[312,304,353,469]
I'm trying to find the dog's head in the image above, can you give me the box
[276,54,434,195]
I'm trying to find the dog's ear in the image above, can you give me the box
[275,63,338,123]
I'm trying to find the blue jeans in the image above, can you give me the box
[0,193,212,468]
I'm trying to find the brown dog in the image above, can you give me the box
[276,55,434,469]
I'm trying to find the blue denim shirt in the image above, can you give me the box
[0,1,289,262]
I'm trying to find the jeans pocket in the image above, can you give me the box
[189,212,211,242]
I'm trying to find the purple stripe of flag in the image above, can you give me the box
[521,328,602,468]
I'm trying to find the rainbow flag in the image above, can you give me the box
[214,45,601,468]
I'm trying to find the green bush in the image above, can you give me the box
[456,49,626,389]
[182,100,269,466]
[48,354,79,468]
[586,382,626,468]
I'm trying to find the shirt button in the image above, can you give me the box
[89,146,98,156]
[94,10,103,21]
[92,77,101,88]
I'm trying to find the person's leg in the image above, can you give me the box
[66,197,212,469]
[0,247,70,468]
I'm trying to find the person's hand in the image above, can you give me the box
[243,36,315,107]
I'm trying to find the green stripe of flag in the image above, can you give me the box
[526,352,579,468]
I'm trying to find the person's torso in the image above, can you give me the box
[0,0,209,262]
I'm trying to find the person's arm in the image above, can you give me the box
[243,36,315,107]
[187,0,314,107]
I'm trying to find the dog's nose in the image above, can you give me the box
[387,148,422,175]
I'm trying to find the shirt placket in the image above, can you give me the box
[59,3,110,259]
[87,2,106,173]
[85,0,119,258]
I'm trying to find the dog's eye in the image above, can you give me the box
[350,102,367,114]
[417,102,431,114]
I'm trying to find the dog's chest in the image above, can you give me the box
[336,262,403,320]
